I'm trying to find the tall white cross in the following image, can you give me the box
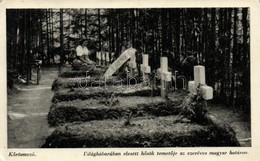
[105,52,110,65]
[188,65,213,100]
[128,53,137,77]
[157,57,172,98]
[102,52,106,66]
[111,52,115,62]
[140,54,151,81]
[96,52,102,66]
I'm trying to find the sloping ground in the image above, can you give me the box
[207,104,251,147]
[42,116,239,148]
[48,97,181,127]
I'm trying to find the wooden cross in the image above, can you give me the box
[188,65,213,100]
[140,54,151,81]
[157,57,172,98]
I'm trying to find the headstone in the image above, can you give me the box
[103,48,136,78]
[188,65,213,100]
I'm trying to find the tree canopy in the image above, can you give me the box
[6,8,250,112]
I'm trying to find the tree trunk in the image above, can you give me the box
[51,9,55,63]
[98,9,102,51]
[174,9,181,70]
[26,10,32,84]
[230,8,238,108]
[207,9,216,88]
[46,9,50,64]
[116,11,120,56]
[203,9,208,66]
[242,8,250,112]
[161,9,167,52]
[60,9,64,66]
[85,9,88,38]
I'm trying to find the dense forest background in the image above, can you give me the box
[6,8,250,113]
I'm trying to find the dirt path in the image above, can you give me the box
[7,67,58,148]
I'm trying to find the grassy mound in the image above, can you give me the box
[51,77,143,91]
[42,116,239,148]
[59,66,106,78]
[48,97,181,127]
[52,86,160,102]
[59,70,101,78]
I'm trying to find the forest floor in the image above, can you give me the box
[7,67,251,148]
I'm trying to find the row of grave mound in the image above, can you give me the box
[42,65,240,148]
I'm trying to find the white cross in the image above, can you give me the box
[140,54,151,80]
[188,65,213,100]
[157,57,172,98]
[111,52,115,62]
[105,52,110,65]
[96,52,102,66]
[128,53,137,77]
[102,52,106,66]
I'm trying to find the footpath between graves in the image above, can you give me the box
[7,67,58,148]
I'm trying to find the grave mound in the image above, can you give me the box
[52,86,160,102]
[44,93,240,147]
[51,77,142,91]
[42,116,239,148]
[48,97,181,127]
[59,65,106,78]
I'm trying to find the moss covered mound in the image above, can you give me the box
[52,86,160,102]
[59,65,107,78]
[59,70,100,78]
[48,97,181,127]
[51,77,143,91]
[42,116,239,148]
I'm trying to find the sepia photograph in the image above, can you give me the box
[6,8,251,149]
